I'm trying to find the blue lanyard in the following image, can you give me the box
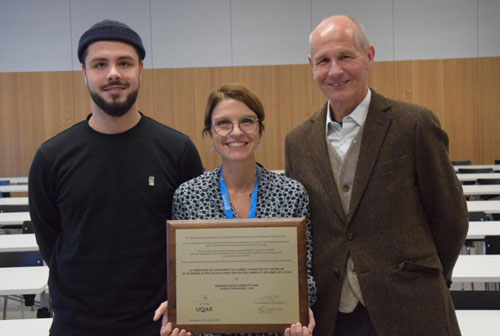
[219,165,260,219]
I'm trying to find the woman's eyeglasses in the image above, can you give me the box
[212,116,259,136]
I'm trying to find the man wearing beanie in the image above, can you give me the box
[28,19,203,335]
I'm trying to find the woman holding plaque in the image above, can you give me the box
[153,84,316,336]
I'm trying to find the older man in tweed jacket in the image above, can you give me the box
[285,15,468,336]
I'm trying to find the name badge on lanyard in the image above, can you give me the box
[219,165,260,219]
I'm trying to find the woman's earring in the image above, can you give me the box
[211,146,215,151]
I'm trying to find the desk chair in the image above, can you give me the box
[476,178,500,185]
[476,178,500,203]
[468,211,489,222]
[466,211,489,248]
[0,181,10,198]
[452,160,472,166]
[22,221,34,234]
[484,236,500,290]
[458,168,493,188]
[0,252,42,267]
[458,168,494,174]
[466,212,490,257]
[450,290,500,310]
[485,236,500,254]
[0,205,30,213]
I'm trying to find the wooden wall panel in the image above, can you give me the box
[478,58,500,164]
[392,60,415,104]
[14,73,44,176]
[0,75,6,172]
[152,68,195,134]
[442,58,480,162]
[137,69,154,121]
[390,59,447,115]
[72,70,91,122]
[1,57,500,177]
[1,73,45,176]
[41,72,76,139]
[413,60,446,124]
[0,73,19,174]
[368,61,395,99]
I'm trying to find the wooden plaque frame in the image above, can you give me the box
[166,217,308,334]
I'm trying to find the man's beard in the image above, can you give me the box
[89,84,139,117]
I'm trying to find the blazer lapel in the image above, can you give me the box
[347,91,392,222]
[306,104,347,222]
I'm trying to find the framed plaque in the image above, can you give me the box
[166,217,308,334]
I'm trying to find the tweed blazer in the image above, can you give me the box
[285,90,468,336]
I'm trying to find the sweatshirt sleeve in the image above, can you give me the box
[177,137,203,185]
[28,149,62,264]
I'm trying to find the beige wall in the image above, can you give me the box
[1,57,499,176]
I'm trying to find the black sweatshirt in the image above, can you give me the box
[29,114,203,335]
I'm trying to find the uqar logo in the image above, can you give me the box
[196,306,213,313]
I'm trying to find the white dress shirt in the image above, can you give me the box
[326,89,371,160]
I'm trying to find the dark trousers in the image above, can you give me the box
[333,303,377,336]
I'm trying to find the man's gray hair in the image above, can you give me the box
[309,16,370,57]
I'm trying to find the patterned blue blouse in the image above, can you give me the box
[172,165,317,336]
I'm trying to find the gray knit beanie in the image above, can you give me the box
[78,19,145,63]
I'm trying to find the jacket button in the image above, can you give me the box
[333,269,341,277]
[346,232,355,241]
[342,185,350,192]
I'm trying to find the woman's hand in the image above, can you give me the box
[153,301,192,336]
[284,307,315,336]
